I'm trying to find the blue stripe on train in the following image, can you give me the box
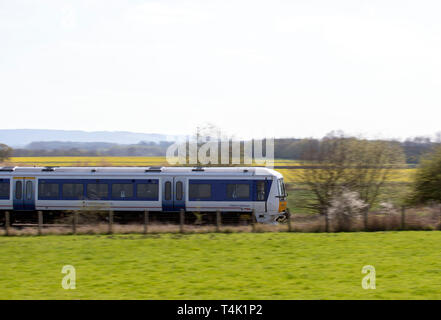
[36,178,272,202]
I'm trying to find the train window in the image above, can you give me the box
[38,183,59,198]
[62,183,84,199]
[112,183,133,199]
[87,183,109,200]
[277,179,286,197]
[226,183,250,199]
[164,181,171,200]
[137,183,159,200]
[189,183,211,199]
[26,181,33,200]
[0,182,9,199]
[256,181,265,201]
[15,181,22,200]
[176,181,183,200]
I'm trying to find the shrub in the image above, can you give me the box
[328,189,368,231]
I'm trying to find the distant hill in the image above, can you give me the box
[12,141,174,157]
[0,129,181,147]
[25,141,118,150]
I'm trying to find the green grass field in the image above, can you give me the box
[1,231,441,299]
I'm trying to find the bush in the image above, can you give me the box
[328,189,368,231]
[408,146,441,205]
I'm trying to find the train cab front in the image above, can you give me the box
[275,178,290,223]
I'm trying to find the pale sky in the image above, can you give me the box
[1,0,441,140]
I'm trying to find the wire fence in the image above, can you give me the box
[1,205,441,236]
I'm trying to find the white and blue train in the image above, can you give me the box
[0,166,288,223]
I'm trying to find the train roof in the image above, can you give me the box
[0,166,282,177]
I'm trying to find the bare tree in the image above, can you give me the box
[297,133,405,231]
[193,123,244,166]
[194,123,223,166]
[297,135,355,231]
[348,140,404,227]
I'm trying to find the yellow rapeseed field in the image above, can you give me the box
[5,157,302,167]
[5,156,168,167]
[277,168,415,183]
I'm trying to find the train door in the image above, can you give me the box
[13,177,36,211]
[161,177,186,212]
[173,177,185,211]
[162,177,174,211]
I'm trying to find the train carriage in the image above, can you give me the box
[0,166,288,223]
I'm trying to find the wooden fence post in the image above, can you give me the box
[363,207,369,231]
[5,211,10,236]
[38,211,43,236]
[143,210,149,234]
[216,210,221,232]
[72,212,78,234]
[401,206,406,230]
[179,209,185,233]
[437,204,441,230]
[251,210,256,232]
[108,211,113,234]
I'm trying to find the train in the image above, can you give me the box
[0,166,289,224]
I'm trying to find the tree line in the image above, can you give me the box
[2,135,439,162]
[10,141,175,157]
[275,136,439,164]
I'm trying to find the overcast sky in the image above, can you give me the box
[1,0,441,140]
